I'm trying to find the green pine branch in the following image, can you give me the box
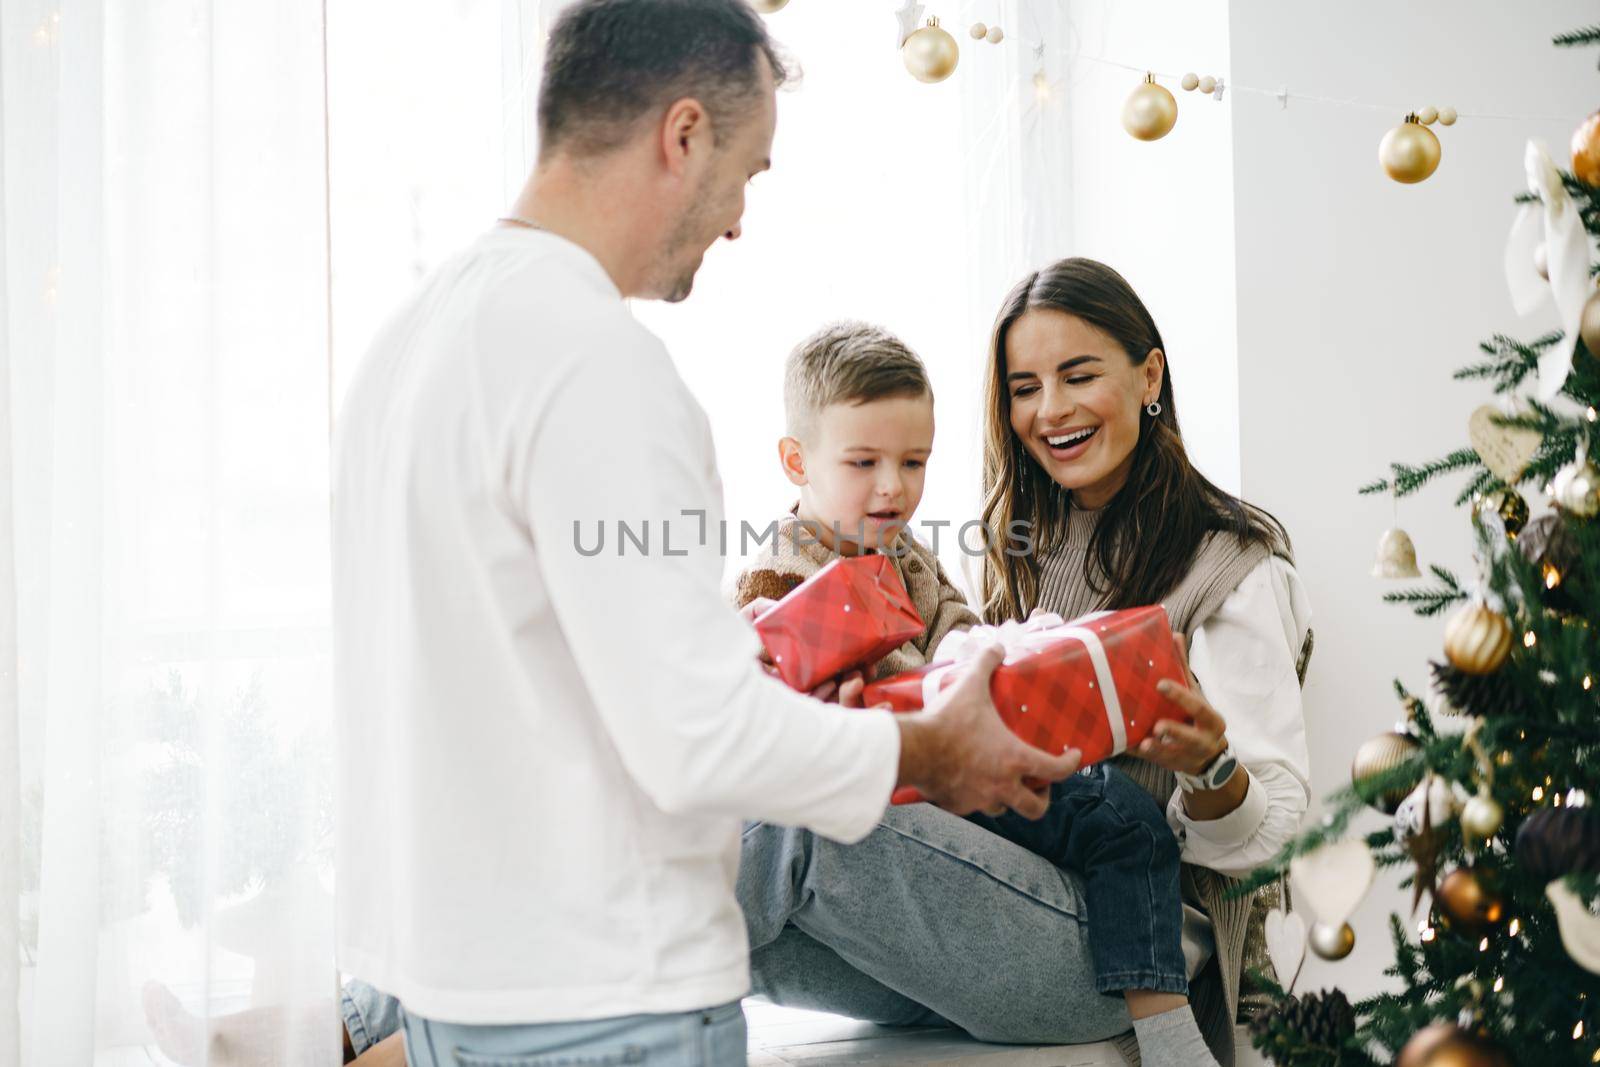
[1381,565,1466,617]
[1554,23,1600,48]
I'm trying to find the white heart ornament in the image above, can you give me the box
[1547,880,1600,975]
[1263,909,1308,990]
[1289,840,1376,927]
[1468,403,1541,482]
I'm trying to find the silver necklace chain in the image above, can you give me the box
[497,214,542,230]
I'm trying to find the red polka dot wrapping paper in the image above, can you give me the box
[753,554,926,693]
[862,605,1191,805]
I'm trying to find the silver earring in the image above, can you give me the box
[1145,400,1163,417]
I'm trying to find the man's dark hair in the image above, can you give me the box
[538,0,793,159]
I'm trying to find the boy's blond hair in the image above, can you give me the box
[784,321,932,442]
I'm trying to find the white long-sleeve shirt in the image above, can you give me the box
[331,228,900,1025]
[1167,555,1314,880]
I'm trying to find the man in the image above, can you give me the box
[330,1,1081,1064]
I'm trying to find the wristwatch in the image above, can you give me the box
[1176,742,1240,794]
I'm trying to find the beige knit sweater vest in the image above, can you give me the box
[1032,502,1293,1067]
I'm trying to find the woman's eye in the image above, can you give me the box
[851,460,876,469]
[1011,386,1038,399]
[904,460,925,470]
[1066,375,1095,386]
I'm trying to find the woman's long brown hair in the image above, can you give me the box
[980,257,1288,623]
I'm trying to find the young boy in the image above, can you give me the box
[732,321,1218,1067]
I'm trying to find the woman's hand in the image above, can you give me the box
[1135,636,1225,774]
[1134,635,1249,820]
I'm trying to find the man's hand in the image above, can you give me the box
[894,644,1081,819]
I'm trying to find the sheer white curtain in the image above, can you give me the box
[3,1,338,1063]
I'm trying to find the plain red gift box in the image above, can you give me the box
[752,554,926,693]
[863,605,1191,805]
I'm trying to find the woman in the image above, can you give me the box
[738,258,1311,1065]
[983,255,1313,1051]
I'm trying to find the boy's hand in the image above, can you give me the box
[739,597,778,625]
[895,643,1080,820]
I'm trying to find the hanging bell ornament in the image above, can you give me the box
[1572,108,1600,186]
[901,17,959,84]
[1380,113,1442,184]
[1473,488,1529,540]
[1460,790,1504,842]
[1122,74,1178,141]
[1308,920,1356,960]
[1442,601,1511,676]
[748,0,789,12]
[1371,527,1422,578]
[1352,730,1422,814]
[1551,448,1600,518]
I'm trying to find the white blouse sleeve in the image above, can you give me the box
[1165,555,1313,880]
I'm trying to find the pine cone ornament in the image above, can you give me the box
[1429,660,1524,718]
[1249,988,1359,1063]
[1516,805,1600,884]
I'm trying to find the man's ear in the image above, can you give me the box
[660,96,709,178]
[778,437,808,486]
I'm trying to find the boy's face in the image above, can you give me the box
[780,394,935,554]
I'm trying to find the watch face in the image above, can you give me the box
[1209,755,1239,788]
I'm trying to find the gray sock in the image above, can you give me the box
[1131,1005,1219,1067]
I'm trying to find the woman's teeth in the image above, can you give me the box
[1046,427,1097,449]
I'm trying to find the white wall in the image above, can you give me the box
[1228,0,1597,995]
[1060,0,1240,494]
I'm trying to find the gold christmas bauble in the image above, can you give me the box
[1572,109,1600,186]
[1436,867,1505,936]
[968,21,988,39]
[1582,288,1600,356]
[1197,75,1216,95]
[1552,455,1600,518]
[984,25,1004,43]
[1442,602,1511,675]
[1398,1024,1511,1067]
[1380,114,1442,184]
[1438,107,1458,126]
[1308,920,1355,960]
[902,17,959,84]
[1418,105,1439,125]
[1474,488,1529,540]
[1460,791,1504,841]
[1352,730,1422,814]
[1123,75,1177,141]
[1181,72,1199,92]
[749,0,789,12]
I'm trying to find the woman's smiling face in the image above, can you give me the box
[1004,307,1164,509]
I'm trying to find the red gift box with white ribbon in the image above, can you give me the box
[863,606,1190,805]
[753,554,926,693]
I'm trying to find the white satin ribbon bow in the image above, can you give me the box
[1506,140,1591,400]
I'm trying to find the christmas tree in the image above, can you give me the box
[1241,26,1600,1067]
